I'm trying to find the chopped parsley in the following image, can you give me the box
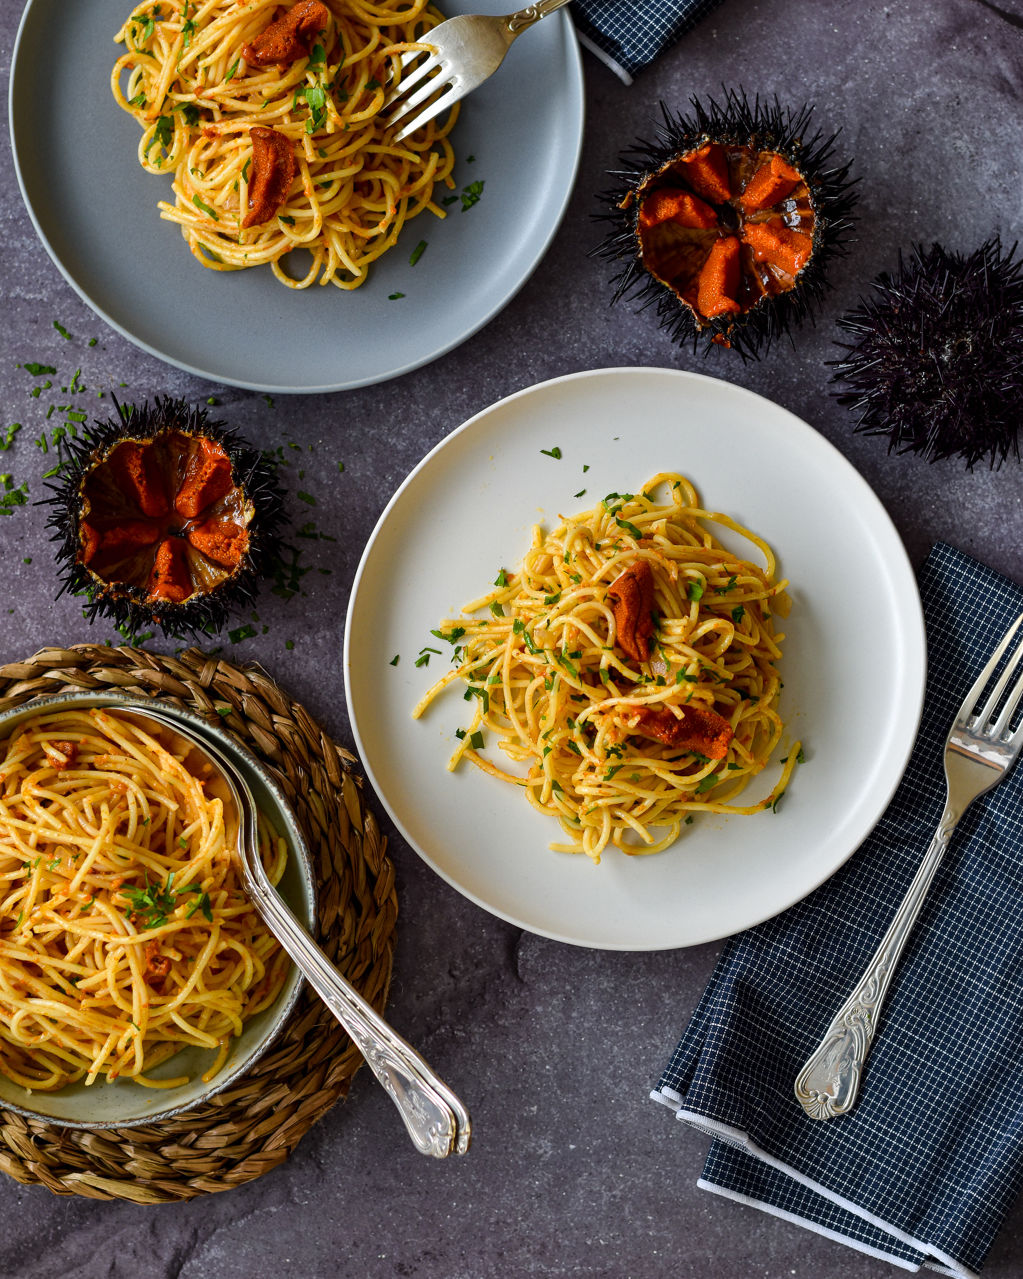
[540,446,562,459]
[0,476,29,516]
[146,115,174,155]
[185,891,214,922]
[121,874,182,929]
[460,180,484,211]
[464,684,490,713]
[431,626,466,644]
[192,194,219,220]
[556,652,578,678]
[409,240,427,266]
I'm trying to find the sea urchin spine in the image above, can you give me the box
[831,238,1023,468]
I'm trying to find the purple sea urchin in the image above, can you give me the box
[831,238,1023,468]
[43,397,285,639]
[593,90,858,359]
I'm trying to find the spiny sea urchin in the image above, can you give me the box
[44,396,286,639]
[831,238,1023,468]
[593,90,858,358]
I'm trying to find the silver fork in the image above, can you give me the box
[383,0,571,142]
[795,612,1023,1120]
[122,704,472,1158]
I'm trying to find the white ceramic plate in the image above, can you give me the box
[344,369,927,950]
[9,0,583,393]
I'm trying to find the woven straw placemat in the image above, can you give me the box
[0,644,396,1203]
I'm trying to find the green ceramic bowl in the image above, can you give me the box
[0,691,315,1128]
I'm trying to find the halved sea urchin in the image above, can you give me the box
[45,397,285,638]
[831,237,1023,468]
[594,90,858,358]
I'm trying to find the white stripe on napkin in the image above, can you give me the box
[649,1088,979,1279]
[575,31,633,84]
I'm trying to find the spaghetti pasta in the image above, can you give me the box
[414,474,801,863]
[111,0,457,289]
[0,708,289,1091]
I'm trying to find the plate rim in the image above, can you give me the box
[343,366,928,950]
[7,0,585,394]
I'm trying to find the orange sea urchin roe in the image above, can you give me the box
[697,236,742,318]
[241,0,330,67]
[629,703,733,759]
[78,433,253,605]
[634,143,816,326]
[242,127,297,229]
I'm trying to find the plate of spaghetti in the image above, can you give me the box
[0,693,314,1127]
[344,368,927,950]
[9,0,582,391]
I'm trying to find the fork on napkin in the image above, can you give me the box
[652,544,1023,1277]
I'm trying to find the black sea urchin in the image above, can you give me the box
[831,238,1023,468]
[593,90,858,359]
[43,396,286,639]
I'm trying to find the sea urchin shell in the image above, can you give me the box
[594,90,858,358]
[44,397,285,638]
[831,238,1023,468]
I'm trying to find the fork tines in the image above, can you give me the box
[963,613,1023,739]
[383,48,455,141]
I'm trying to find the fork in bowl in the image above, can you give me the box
[794,612,1023,1120]
[122,704,472,1158]
[383,0,571,141]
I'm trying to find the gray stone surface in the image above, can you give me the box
[1,0,1023,1275]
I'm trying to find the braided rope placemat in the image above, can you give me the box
[0,644,396,1203]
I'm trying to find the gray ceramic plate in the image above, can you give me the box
[9,0,584,393]
[0,691,316,1128]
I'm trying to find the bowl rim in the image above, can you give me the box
[0,689,316,1129]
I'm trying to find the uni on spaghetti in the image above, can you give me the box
[111,0,458,289]
[413,474,801,863]
[0,708,289,1091]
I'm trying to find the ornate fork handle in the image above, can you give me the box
[126,706,470,1158]
[507,0,572,34]
[794,806,959,1119]
[247,866,468,1157]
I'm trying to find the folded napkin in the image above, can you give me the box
[652,543,1023,1278]
[570,0,724,84]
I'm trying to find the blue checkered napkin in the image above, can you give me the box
[652,543,1023,1278]
[570,0,724,84]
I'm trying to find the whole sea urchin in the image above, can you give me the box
[593,90,858,358]
[44,397,286,639]
[831,238,1023,468]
